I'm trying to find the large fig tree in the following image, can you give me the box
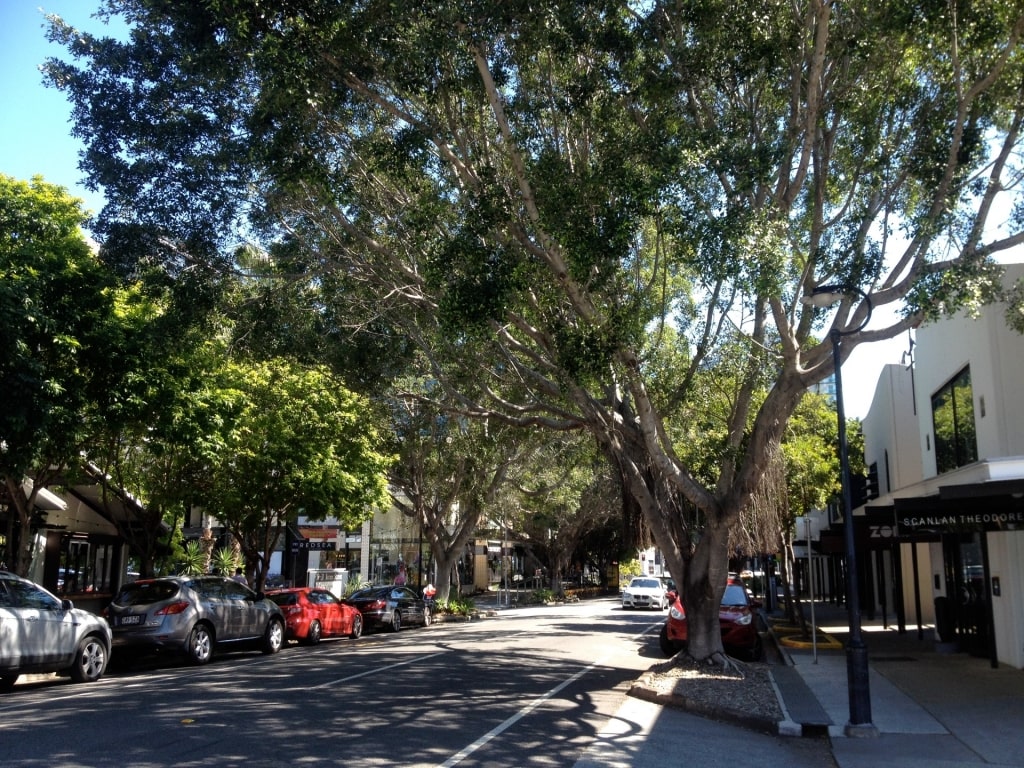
[46,1,1024,661]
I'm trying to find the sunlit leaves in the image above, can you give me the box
[0,174,113,474]
[202,358,392,528]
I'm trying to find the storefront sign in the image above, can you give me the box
[897,509,1024,534]
[291,539,337,551]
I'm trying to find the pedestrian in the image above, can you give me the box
[232,567,248,586]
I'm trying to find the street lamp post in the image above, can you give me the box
[803,284,879,738]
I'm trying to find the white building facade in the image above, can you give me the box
[858,263,1024,669]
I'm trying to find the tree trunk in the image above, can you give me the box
[777,531,801,625]
[432,550,458,603]
[14,512,33,578]
[421,504,478,603]
[679,522,731,663]
[551,549,571,594]
[605,441,735,664]
[4,476,37,578]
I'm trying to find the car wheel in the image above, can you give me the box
[187,623,214,665]
[306,620,322,646]
[658,623,680,657]
[69,635,108,683]
[349,614,363,640]
[262,619,284,654]
[423,606,432,627]
[391,610,402,633]
[0,675,18,691]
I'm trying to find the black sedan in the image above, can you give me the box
[343,586,431,633]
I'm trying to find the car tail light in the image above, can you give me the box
[154,600,191,616]
[368,599,386,610]
[282,605,302,616]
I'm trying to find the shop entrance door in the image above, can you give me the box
[943,533,991,657]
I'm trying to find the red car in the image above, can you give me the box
[659,582,763,660]
[266,587,363,645]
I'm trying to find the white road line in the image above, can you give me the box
[437,651,616,768]
[308,650,448,689]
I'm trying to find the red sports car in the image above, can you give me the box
[659,582,763,660]
[266,587,363,645]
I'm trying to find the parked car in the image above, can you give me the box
[659,582,763,660]
[104,575,285,665]
[621,577,669,610]
[266,587,364,645]
[0,571,111,689]
[343,585,432,632]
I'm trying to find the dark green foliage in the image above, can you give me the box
[42,0,1024,658]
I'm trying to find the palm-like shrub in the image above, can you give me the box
[211,547,241,577]
[178,540,209,575]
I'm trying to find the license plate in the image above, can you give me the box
[118,614,143,626]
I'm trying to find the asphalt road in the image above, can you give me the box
[0,598,834,767]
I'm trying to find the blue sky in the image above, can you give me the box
[0,2,118,217]
[0,1,911,418]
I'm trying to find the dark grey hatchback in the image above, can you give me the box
[105,575,285,664]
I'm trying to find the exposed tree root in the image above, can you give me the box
[678,650,748,678]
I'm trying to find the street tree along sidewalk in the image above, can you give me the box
[46,1,1024,664]
[0,174,117,576]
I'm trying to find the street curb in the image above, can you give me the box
[626,613,832,739]
[764,616,832,737]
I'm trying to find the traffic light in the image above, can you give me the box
[850,472,868,508]
[866,462,880,500]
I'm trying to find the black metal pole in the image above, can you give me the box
[831,327,877,737]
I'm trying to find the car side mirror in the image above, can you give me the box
[666,590,678,602]
[61,599,74,611]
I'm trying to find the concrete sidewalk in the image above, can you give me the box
[480,592,1024,766]
[776,601,1024,767]
[568,594,1024,767]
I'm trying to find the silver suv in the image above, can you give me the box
[0,571,111,689]
[106,575,284,664]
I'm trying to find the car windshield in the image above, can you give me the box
[348,587,387,600]
[630,579,661,589]
[114,580,180,606]
[721,585,749,606]
[268,592,298,606]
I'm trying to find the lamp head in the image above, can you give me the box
[801,283,849,308]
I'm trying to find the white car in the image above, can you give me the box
[0,571,112,689]
[621,577,669,610]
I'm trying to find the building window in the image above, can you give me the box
[56,533,118,596]
[931,366,978,474]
